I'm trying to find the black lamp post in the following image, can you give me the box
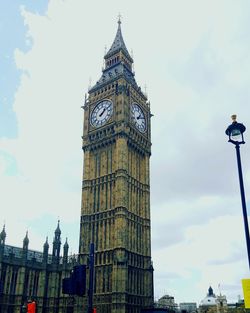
[225,114,250,269]
[21,304,26,313]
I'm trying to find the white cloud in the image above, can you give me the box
[1,0,250,305]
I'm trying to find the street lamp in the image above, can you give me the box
[225,114,250,269]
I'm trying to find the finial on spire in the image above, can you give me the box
[118,13,122,25]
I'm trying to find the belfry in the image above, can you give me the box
[79,19,154,313]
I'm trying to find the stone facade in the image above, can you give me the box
[79,20,154,313]
[0,222,77,313]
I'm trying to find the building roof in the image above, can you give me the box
[200,286,217,307]
[105,19,133,62]
[89,21,146,100]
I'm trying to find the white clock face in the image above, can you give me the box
[131,103,147,133]
[90,100,113,128]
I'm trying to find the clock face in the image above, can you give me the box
[131,103,147,133]
[90,99,113,128]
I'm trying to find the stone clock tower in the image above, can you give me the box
[79,19,154,313]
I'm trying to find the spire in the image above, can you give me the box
[105,18,133,62]
[43,236,49,249]
[0,224,6,242]
[53,220,61,259]
[64,237,69,249]
[55,220,61,236]
[23,231,29,249]
[63,237,69,263]
[89,18,144,96]
[118,13,121,22]
[43,236,49,263]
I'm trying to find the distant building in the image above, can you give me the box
[179,302,197,313]
[156,295,178,312]
[0,222,75,313]
[227,298,245,311]
[199,286,227,313]
[217,294,228,311]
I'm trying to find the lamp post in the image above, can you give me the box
[21,304,26,313]
[225,114,250,269]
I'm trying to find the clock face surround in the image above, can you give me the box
[131,103,147,133]
[90,99,113,128]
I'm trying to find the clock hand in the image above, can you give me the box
[137,115,142,120]
[99,108,106,117]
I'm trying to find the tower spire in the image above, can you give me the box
[118,13,122,25]
[104,18,133,62]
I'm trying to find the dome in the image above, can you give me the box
[200,286,217,307]
[200,296,217,306]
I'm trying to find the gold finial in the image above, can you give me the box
[231,114,237,122]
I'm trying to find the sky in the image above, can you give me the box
[1,0,250,306]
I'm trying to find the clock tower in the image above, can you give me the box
[79,19,154,313]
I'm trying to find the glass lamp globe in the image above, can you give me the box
[225,115,246,145]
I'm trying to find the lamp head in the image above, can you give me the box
[225,115,246,145]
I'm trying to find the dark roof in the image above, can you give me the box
[90,62,136,92]
[105,20,133,62]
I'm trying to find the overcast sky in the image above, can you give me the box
[1,0,250,305]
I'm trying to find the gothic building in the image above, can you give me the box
[0,19,153,313]
[79,18,153,313]
[0,222,76,313]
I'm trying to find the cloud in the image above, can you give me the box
[1,0,250,305]
[153,215,248,302]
